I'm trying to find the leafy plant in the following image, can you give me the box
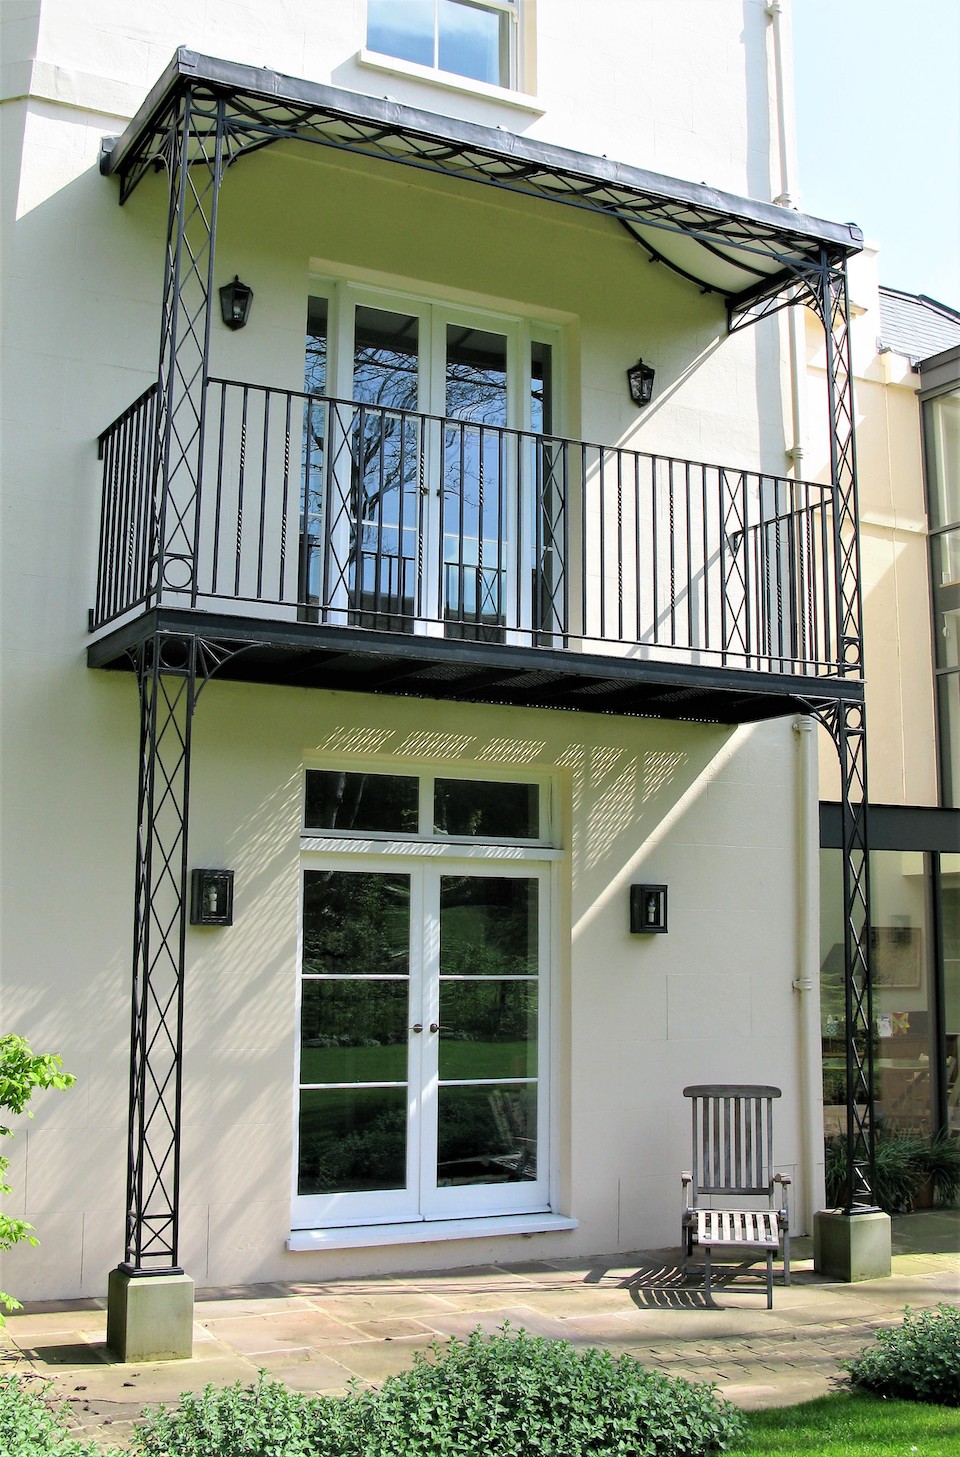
[132,1329,745,1456]
[0,1373,121,1457]
[824,1131,925,1213]
[0,1034,76,1318]
[844,1303,960,1406]
[133,1370,358,1457]
[361,1326,745,1456]
[916,1132,960,1207]
[825,1130,960,1212]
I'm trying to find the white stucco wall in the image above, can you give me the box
[3,0,780,200]
[3,684,807,1299]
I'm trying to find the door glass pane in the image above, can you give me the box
[301,980,409,1084]
[438,0,511,85]
[303,871,410,975]
[352,306,421,629]
[299,1087,407,1194]
[437,1084,537,1184]
[439,875,538,975]
[439,981,538,1079]
[444,325,508,640]
[299,871,411,1199]
[305,770,419,834]
[434,778,539,839]
[531,340,552,435]
[301,296,329,614]
[438,874,539,1188]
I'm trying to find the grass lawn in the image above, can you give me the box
[736,1391,960,1455]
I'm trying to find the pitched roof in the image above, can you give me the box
[878,287,960,364]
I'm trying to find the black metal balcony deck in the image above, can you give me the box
[88,379,862,724]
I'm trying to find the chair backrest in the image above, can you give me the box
[683,1084,781,1197]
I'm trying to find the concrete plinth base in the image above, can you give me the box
[106,1267,195,1361]
[813,1209,892,1282]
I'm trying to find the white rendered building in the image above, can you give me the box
[1,0,882,1355]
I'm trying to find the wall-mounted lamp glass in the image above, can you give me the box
[190,868,234,926]
[219,276,254,330]
[626,358,656,406]
[630,883,667,934]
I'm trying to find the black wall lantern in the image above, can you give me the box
[626,358,656,407]
[190,869,234,926]
[630,883,668,934]
[219,276,254,330]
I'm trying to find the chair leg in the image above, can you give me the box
[766,1250,773,1310]
[782,1230,791,1286]
[703,1246,715,1307]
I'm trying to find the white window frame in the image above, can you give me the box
[362,0,526,97]
[292,763,562,1237]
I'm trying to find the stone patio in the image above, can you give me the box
[3,1211,957,1450]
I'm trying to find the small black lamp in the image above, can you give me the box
[190,868,234,926]
[630,884,668,934]
[626,358,656,407]
[219,276,254,330]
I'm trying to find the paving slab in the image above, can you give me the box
[6,1210,956,1450]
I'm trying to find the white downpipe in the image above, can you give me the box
[766,1,805,475]
[766,0,799,209]
[794,717,825,1229]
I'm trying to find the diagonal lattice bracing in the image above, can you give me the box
[109,63,858,310]
[123,632,257,1271]
[154,91,226,612]
[802,695,875,1209]
[124,633,197,1270]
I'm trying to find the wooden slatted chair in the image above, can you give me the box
[681,1084,791,1309]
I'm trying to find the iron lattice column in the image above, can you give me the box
[123,633,198,1271]
[121,89,228,1271]
[153,86,226,609]
[814,252,876,1211]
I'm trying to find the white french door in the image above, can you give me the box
[294,856,550,1229]
[303,284,558,640]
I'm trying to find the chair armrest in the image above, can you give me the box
[681,1171,692,1187]
[773,1172,790,1225]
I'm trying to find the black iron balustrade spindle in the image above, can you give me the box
[93,379,841,678]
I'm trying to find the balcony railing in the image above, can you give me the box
[94,379,843,679]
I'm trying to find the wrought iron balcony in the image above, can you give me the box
[91,378,851,718]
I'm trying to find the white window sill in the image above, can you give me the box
[357,49,544,116]
[287,1211,577,1252]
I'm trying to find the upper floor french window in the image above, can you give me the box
[366,0,518,90]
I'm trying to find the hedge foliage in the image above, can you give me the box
[845,1303,960,1407]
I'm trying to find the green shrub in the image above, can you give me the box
[132,1328,745,1457]
[132,1371,359,1457]
[0,1034,76,1318]
[845,1303,960,1406]
[0,1373,120,1457]
[824,1132,925,1213]
[362,1326,745,1456]
[920,1132,960,1207]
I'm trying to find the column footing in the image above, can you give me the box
[106,1266,194,1361]
[813,1208,891,1282]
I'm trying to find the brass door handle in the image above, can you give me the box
[429,1023,447,1034]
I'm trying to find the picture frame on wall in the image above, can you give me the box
[871,925,923,990]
